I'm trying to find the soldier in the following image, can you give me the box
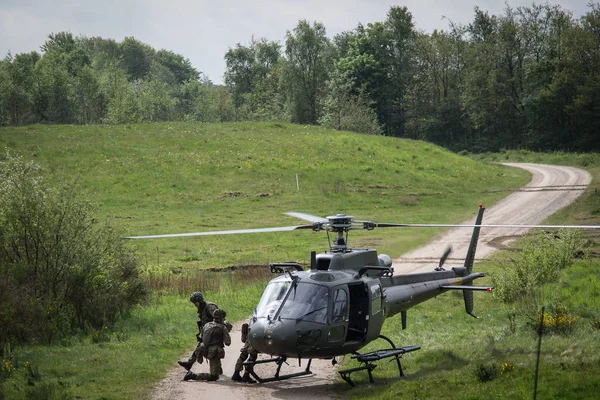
[178,291,220,371]
[231,322,259,383]
[184,309,231,382]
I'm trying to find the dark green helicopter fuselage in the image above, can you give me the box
[247,248,486,359]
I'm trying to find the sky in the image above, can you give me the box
[0,0,593,84]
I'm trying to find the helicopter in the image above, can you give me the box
[126,205,600,386]
[127,205,492,385]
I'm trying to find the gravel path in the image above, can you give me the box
[393,163,591,273]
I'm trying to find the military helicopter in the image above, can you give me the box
[126,205,598,386]
[127,206,492,385]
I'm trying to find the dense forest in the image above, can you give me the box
[1,2,599,152]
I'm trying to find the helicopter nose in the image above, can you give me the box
[247,319,289,355]
[248,319,324,357]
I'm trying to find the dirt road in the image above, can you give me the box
[393,163,591,273]
[150,163,591,400]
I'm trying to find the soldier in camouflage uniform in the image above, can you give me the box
[231,322,259,383]
[184,309,231,382]
[178,291,220,371]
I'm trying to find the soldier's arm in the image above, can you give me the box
[223,329,232,347]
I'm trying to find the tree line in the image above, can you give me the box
[1,2,599,152]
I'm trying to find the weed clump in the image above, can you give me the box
[475,362,498,382]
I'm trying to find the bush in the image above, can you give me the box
[492,230,587,304]
[528,302,579,335]
[0,152,146,352]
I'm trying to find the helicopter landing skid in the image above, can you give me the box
[244,356,313,383]
[338,335,421,387]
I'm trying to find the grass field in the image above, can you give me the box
[0,122,530,271]
[1,123,598,399]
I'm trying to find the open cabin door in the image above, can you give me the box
[346,282,369,342]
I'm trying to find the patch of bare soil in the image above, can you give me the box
[150,163,591,400]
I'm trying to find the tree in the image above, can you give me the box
[182,80,232,122]
[41,31,76,54]
[136,78,175,122]
[319,69,382,135]
[405,29,467,146]
[100,62,140,124]
[282,20,333,124]
[73,65,106,124]
[330,7,416,136]
[154,49,200,85]
[120,37,153,81]
[32,50,76,123]
[224,38,283,119]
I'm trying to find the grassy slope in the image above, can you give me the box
[0,122,529,270]
[3,124,598,399]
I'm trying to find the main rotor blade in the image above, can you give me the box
[374,223,600,229]
[124,225,313,239]
[285,212,329,223]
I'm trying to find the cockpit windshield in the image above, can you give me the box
[255,280,329,324]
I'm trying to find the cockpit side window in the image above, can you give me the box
[255,281,291,319]
[332,288,348,323]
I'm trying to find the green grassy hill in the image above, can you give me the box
[0,121,529,271]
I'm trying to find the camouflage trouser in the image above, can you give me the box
[193,346,224,381]
[188,342,202,363]
[234,341,258,373]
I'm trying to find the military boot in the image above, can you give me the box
[241,372,256,384]
[231,371,243,382]
[178,360,194,371]
[183,371,198,381]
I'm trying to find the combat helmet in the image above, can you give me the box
[190,291,204,303]
[213,309,226,321]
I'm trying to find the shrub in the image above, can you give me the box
[0,153,146,352]
[528,302,579,335]
[492,230,587,305]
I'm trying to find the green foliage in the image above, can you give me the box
[528,302,580,335]
[224,38,284,121]
[0,273,269,400]
[492,230,587,304]
[3,3,600,153]
[318,70,383,135]
[1,33,207,127]
[283,20,333,124]
[119,37,152,81]
[0,137,596,398]
[0,152,147,351]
